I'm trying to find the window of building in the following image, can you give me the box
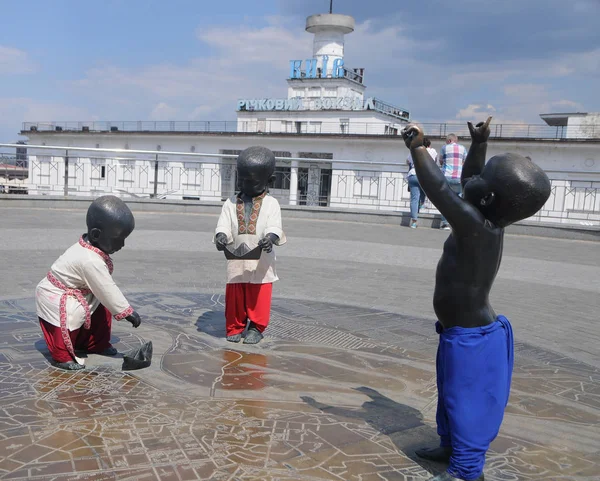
[297,152,333,160]
[220,149,241,199]
[295,155,333,207]
[308,122,322,133]
[295,121,307,134]
[308,87,321,97]
[91,158,106,180]
[340,118,350,134]
[385,125,398,135]
[293,89,305,98]
[324,87,337,97]
[272,167,291,190]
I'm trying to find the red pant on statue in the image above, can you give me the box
[39,304,113,363]
[225,283,273,336]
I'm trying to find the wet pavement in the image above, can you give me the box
[2,293,599,480]
[0,207,599,480]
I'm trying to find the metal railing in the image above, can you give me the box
[1,143,598,226]
[21,120,600,140]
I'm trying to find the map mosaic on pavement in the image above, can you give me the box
[1,292,598,480]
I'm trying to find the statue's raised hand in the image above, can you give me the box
[215,232,228,251]
[401,124,424,149]
[467,116,492,144]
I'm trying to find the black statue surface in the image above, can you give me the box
[401,118,551,481]
[215,146,280,255]
[36,195,142,371]
[86,196,142,330]
[214,146,286,345]
[403,118,550,329]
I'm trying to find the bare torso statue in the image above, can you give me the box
[402,118,551,481]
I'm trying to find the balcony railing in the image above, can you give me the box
[1,143,598,227]
[20,120,600,140]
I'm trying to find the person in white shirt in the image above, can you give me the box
[406,137,437,228]
[215,146,286,345]
[36,196,142,370]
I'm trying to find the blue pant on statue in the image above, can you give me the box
[435,316,514,481]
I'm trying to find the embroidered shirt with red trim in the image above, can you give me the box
[79,236,114,274]
[236,192,266,235]
[78,236,132,320]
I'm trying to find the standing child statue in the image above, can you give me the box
[401,118,551,481]
[36,195,142,371]
[214,146,286,345]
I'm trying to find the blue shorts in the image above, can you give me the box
[435,316,514,480]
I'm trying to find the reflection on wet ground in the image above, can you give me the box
[0,293,598,480]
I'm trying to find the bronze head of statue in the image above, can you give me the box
[462,153,551,228]
[236,146,276,198]
[86,195,135,254]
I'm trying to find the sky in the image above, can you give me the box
[1,0,598,143]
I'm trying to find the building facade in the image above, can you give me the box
[12,11,600,227]
[540,112,600,139]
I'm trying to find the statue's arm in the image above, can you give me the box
[81,259,134,320]
[403,126,484,232]
[461,117,492,187]
[214,199,234,247]
[411,145,449,200]
[263,199,286,246]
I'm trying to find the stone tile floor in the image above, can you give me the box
[1,293,598,480]
[0,207,599,480]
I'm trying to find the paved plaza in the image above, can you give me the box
[0,205,599,481]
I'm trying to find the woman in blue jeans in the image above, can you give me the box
[406,137,437,228]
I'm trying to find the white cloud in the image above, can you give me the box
[0,97,93,142]
[18,15,599,131]
[150,102,179,120]
[189,105,212,120]
[451,84,586,128]
[70,17,311,121]
[196,17,310,65]
[0,46,36,75]
[502,84,584,116]
[456,104,497,120]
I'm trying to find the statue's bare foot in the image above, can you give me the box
[53,361,85,371]
[226,333,242,343]
[415,446,452,463]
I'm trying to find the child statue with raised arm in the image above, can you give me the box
[401,118,551,481]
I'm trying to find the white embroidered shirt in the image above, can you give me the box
[36,237,133,331]
[215,193,286,284]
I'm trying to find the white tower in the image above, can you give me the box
[305,13,355,77]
